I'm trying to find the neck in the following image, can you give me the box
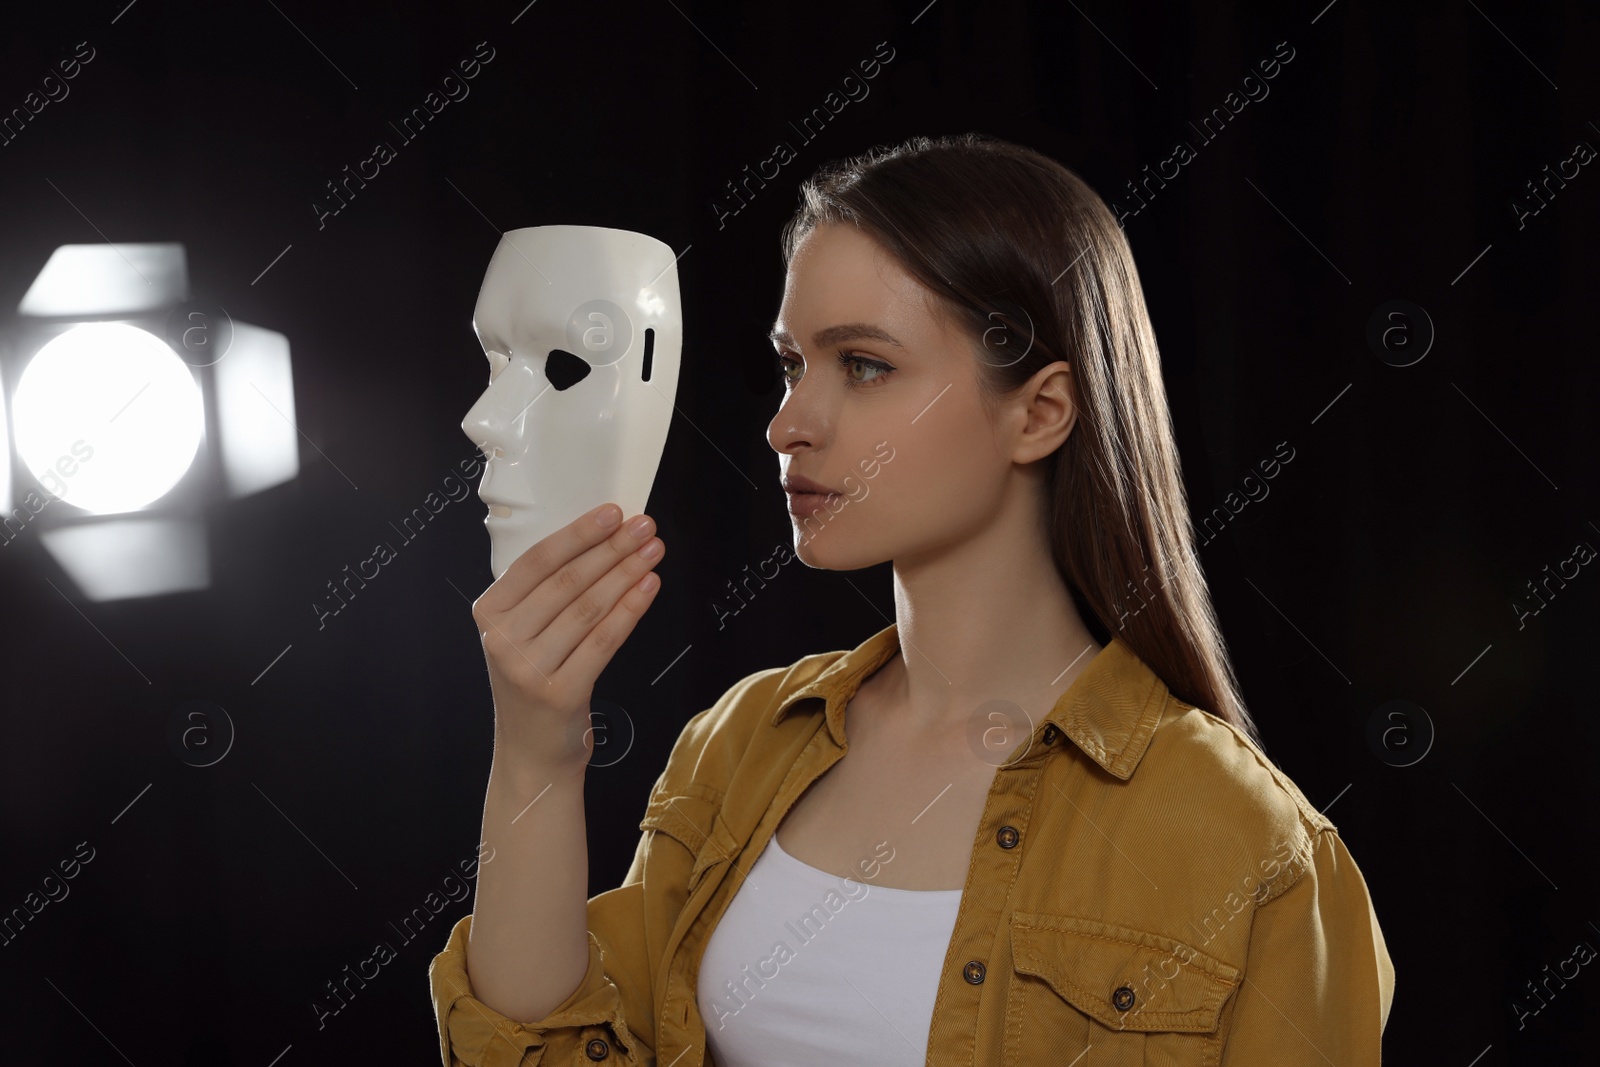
[873,491,1103,737]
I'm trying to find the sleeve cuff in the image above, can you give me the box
[429,912,641,1066]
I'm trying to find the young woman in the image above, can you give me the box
[432,133,1395,1066]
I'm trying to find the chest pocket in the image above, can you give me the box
[1005,911,1242,1067]
[638,782,742,897]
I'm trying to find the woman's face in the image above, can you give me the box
[766,221,1020,570]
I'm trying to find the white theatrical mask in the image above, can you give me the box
[462,226,682,579]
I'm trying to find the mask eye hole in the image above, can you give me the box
[545,348,592,391]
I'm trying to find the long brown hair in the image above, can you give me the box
[780,132,1264,750]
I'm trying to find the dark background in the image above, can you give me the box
[1,0,1595,1062]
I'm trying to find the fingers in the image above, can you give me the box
[474,502,624,616]
[538,534,666,685]
[471,504,665,688]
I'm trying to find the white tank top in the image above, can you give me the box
[696,830,963,1066]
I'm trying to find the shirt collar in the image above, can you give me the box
[769,622,1169,780]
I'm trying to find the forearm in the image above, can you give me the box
[464,749,591,1023]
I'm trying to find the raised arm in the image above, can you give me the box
[434,502,666,1065]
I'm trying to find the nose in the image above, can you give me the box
[765,375,832,457]
[462,371,523,458]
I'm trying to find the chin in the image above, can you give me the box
[791,528,885,572]
[487,514,539,580]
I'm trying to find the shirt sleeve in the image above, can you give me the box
[1220,826,1396,1063]
[429,831,658,1067]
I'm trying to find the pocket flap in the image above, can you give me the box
[1009,912,1241,1033]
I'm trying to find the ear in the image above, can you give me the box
[1011,360,1076,465]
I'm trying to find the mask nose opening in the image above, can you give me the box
[641,328,654,382]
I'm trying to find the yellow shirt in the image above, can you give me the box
[430,623,1395,1065]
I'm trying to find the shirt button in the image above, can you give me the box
[1043,724,1059,744]
[963,960,987,984]
[996,825,1019,849]
[1112,985,1136,1011]
[585,1036,611,1060]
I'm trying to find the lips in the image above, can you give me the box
[782,474,838,496]
[477,487,514,518]
[786,491,840,515]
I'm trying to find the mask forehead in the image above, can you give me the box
[473,227,665,363]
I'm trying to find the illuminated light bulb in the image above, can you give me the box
[12,322,205,514]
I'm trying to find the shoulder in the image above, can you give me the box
[1141,698,1334,903]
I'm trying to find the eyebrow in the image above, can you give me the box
[767,322,905,350]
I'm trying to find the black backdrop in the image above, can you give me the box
[1,1,1596,1062]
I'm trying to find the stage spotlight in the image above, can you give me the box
[1,242,299,601]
